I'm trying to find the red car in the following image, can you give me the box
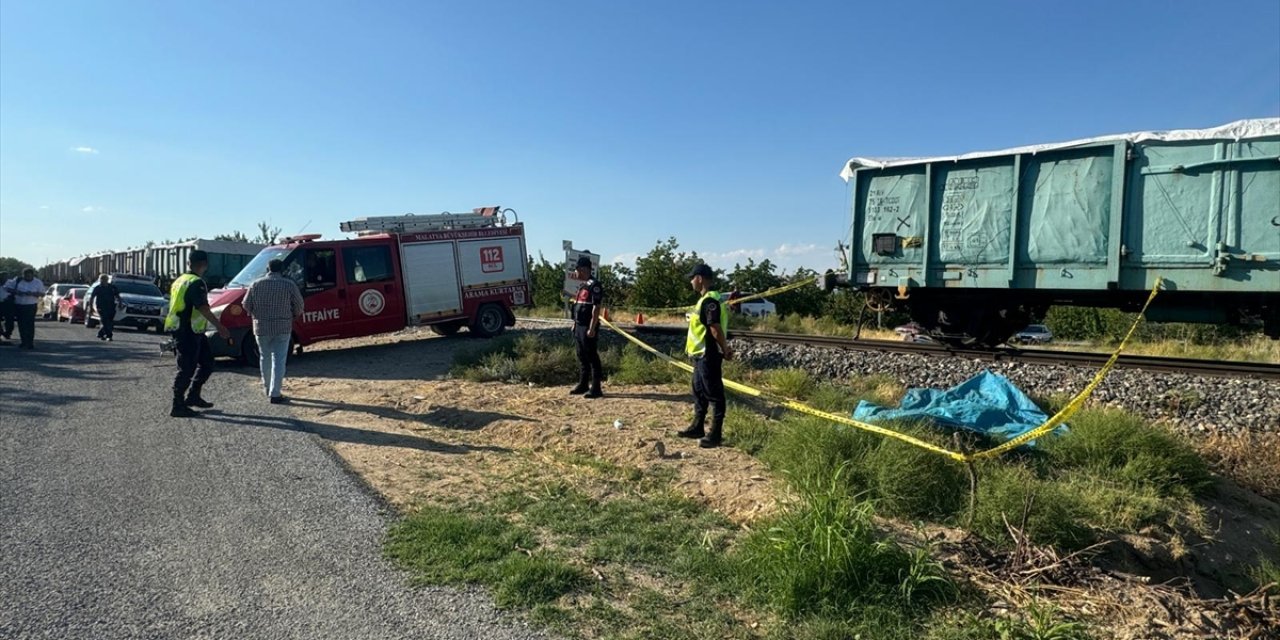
[56,287,90,324]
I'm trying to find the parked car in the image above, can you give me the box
[56,287,90,323]
[40,283,78,319]
[737,298,777,317]
[893,322,936,343]
[1013,324,1053,344]
[85,274,169,333]
[725,292,777,317]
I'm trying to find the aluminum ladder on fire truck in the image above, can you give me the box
[339,207,507,234]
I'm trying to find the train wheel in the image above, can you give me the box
[915,301,1026,348]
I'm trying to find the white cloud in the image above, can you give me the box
[72,146,99,154]
[81,206,97,213]
[608,252,641,266]
[39,205,50,210]
[701,248,767,264]
[774,242,823,257]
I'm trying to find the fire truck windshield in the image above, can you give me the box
[227,248,293,289]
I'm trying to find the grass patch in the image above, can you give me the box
[733,464,954,621]
[1039,408,1212,496]
[763,368,816,399]
[385,506,585,608]
[737,384,1212,550]
[610,343,686,385]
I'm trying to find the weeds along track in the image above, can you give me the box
[612,324,1280,381]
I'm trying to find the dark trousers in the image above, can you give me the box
[691,353,726,434]
[15,304,36,348]
[97,307,116,339]
[574,325,602,390]
[173,330,214,402]
[0,298,14,338]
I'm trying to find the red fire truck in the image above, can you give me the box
[206,208,532,362]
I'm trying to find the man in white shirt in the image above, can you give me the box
[4,268,45,349]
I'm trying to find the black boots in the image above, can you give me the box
[698,426,723,449]
[185,384,214,409]
[170,392,197,418]
[678,412,723,448]
[569,384,589,395]
[677,412,706,439]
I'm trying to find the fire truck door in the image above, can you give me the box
[284,246,346,341]
[340,243,406,336]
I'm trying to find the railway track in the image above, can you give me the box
[516,317,1280,380]
[628,325,1280,381]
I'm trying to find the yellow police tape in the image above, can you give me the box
[600,278,1163,463]
[604,276,821,315]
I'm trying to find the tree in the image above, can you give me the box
[596,263,634,310]
[528,254,568,309]
[254,221,282,245]
[0,256,35,276]
[772,267,829,318]
[215,230,249,243]
[629,237,704,309]
[727,258,782,295]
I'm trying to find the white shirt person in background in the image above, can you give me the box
[3,268,45,349]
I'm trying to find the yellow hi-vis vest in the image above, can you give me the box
[164,273,208,333]
[686,291,728,357]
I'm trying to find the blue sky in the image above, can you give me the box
[2,0,1278,274]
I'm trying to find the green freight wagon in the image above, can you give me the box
[838,119,1280,346]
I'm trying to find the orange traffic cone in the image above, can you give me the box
[635,312,645,325]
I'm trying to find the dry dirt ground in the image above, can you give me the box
[270,326,1278,639]
[278,327,780,524]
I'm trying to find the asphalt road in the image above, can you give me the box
[0,319,548,640]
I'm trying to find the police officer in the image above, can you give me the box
[677,263,732,448]
[164,250,231,418]
[568,255,604,398]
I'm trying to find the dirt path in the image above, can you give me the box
[281,327,781,523]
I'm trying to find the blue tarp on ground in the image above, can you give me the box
[852,370,1065,445]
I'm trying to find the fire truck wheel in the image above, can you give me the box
[471,304,506,338]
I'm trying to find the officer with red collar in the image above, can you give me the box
[569,255,604,398]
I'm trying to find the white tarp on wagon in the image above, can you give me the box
[840,118,1280,181]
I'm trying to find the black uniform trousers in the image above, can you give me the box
[0,298,14,338]
[173,328,214,400]
[15,304,36,347]
[96,306,116,339]
[691,352,726,431]
[574,325,603,390]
